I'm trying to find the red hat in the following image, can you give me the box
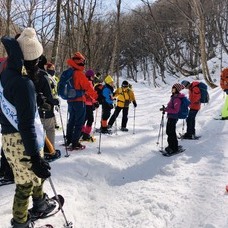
[172,83,184,92]
[72,52,85,65]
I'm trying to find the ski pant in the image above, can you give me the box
[84,105,94,127]
[66,101,86,145]
[40,117,56,150]
[108,106,129,128]
[2,133,44,224]
[166,118,178,151]
[186,109,198,135]
[101,103,112,129]
[221,92,228,118]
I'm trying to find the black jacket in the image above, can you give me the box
[34,69,59,119]
[0,36,40,156]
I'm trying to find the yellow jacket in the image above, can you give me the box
[114,87,136,108]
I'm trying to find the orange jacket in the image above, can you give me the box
[188,81,201,110]
[66,59,97,102]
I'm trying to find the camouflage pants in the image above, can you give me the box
[2,133,44,223]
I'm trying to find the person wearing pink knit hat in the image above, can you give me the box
[160,83,188,155]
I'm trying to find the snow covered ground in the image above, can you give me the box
[1,56,228,228]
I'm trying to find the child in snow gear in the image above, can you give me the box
[65,52,97,150]
[181,80,201,139]
[0,28,54,228]
[81,69,99,141]
[162,83,186,154]
[100,75,115,133]
[108,80,137,132]
[220,68,228,119]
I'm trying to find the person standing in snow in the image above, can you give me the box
[100,75,115,133]
[108,80,137,132]
[65,52,98,150]
[81,69,99,141]
[0,28,55,228]
[161,83,185,154]
[181,80,201,139]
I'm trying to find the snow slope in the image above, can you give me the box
[1,60,228,228]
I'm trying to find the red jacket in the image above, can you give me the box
[66,59,97,102]
[188,81,201,110]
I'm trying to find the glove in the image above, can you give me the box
[31,154,51,179]
[94,101,100,109]
[159,105,166,113]
[133,101,137,108]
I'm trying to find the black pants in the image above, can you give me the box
[166,118,178,151]
[84,105,94,127]
[108,106,129,128]
[186,109,198,135]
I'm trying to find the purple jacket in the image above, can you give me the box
[165,93,185,119]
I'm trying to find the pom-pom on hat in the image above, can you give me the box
[181,80,190,88]
[104,75,114,85]
[17,27,43,61]
[85,69,95,78]
[172,83,185,92]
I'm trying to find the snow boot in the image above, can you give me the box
[120,127,128,132]
[30,193,56,220]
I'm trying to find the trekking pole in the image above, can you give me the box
[114,103,118,135]
[156,106,165,151]
[57,105,69,157]
[98,120,102,154]
[48,177,73,228]
[92,108,98,135]
[133,107,136,134]
[182,119,185,135]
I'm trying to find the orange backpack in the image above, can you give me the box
[220,68,228,90]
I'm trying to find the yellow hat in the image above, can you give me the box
[104,75,114,84]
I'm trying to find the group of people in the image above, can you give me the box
[0,27,137,227]
[161,80,202,154]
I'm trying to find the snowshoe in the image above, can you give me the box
[161,146,185,157]
[44,150,61,162]
[120,127,128,132]
[0,177,14,186]
[80,135,96,142]
[67,142,86,151]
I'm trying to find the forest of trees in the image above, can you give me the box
[0,0,228,88]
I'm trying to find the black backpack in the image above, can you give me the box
[94,83,104,104]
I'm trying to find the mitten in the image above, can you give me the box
[31,154,51,179]
[133,100,137,108]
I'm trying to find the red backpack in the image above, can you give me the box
[220,68,228,90]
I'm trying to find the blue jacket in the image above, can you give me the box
[102,84,114,105]
[0,37,40,156]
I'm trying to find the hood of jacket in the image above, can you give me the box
[1,36,23,74]
[66,58,85,71]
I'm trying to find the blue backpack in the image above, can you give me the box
[57,68,84,100]
[173,97,190,119]
[198,82,209,103]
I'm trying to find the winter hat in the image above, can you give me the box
[104,75,114,85]
[122,80,129,87]
[172,83,184,92]
[85,69,95,78]
[17,27,43,61]
[181,80,190,88]
[72,52,85,65]
[46,62,55,70]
